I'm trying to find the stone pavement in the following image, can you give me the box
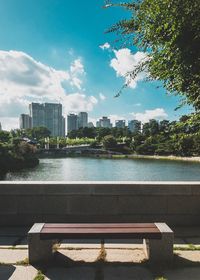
[0,226,199,279]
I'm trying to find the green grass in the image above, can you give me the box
[16,258,29,265]
[174,244,200,251]
[96,243,107,262]
[33,270,45,280]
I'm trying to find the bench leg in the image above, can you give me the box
[143,223,174,265]
[28,233,56,264]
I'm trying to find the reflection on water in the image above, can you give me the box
[3,157,200,181]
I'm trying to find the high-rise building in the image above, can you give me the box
[128,120,141,133]
[78,112,88,128]
[44,103,63,137]
[0,122,2,131]
[29,102,64,137]
[67,113,78,133]
[19,114,32,129]
[97,116,112,128]
[29,103,45,128]
[62,116,66,137]
[115,120,126,128]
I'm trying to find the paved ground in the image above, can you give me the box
[0,226,199,280]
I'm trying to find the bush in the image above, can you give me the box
[102,135,117,150]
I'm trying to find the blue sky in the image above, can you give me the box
[0,0,193,130]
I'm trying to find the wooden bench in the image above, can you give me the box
[28,223,174,264]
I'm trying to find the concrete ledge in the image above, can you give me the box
[0,182,200,226]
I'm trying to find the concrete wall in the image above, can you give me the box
[0,181,200,226]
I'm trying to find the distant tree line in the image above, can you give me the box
[2,112,200,157]
[68,113,200,156]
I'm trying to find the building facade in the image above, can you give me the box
[78,112,88,128]
[19,114,32,129]
[29,102,65,137]
[62,116,66,137]
[67,113,78,133]
[44,103,63,137]
[115,120,126,129]
[97,116,112,128]
[128,120,141,133]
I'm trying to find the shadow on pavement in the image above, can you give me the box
[31,251,200,280]
[0,265,16,280]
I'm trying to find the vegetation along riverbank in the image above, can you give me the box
[0,130,39,178]
[1,112,200,177]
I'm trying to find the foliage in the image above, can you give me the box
[0,137,39,176]
[106,0,200,109]
[102,135,117,149]
[26,126,51,140]
[0,131,11,143]
[132,113,200,156]
[33,271,45,280]
[68,126,132,140]
[55,112,200,156]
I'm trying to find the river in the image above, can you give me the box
[3,157,200,181]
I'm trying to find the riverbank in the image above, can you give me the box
[37,150,200,163]
[110,154,200,163]
[83,153,200,163]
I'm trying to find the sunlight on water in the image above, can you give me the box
[4,157,200,181]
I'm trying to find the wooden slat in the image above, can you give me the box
[43,223,157,229]
[40,223,162,240]
[41,228,160,234]
[40,232,161,240]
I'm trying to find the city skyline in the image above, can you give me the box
[20,102,143,135]
[0,1,194,131]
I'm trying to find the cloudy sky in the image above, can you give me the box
[0,0,193,130]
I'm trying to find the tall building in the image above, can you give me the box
[78,112,88,128]
[19,114,32,129]
[44,103,63,137]
[0,122,2,131]
[62,116,66,137]
[29,102,65,137]
[97,116,112,128]
[29,103,45,128]
[67,113,78,133]
[128,120,141,133]
[115,120,126,128]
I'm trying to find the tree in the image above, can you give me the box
[106,0,200,109]
[26,127,51,140]
[102,135,117,149]
[0,131,11,143]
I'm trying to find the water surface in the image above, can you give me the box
[4,157,200,181]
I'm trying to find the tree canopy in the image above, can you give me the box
[106,0,200,109]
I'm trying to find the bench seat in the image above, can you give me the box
[40,223,162,240]
[28,222,173,265]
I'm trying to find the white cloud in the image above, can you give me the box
[110,48,148,89]
[88,117,97,126]
[99,42,111,50]
[62,93,98,115]
[0,50,97,130]
[130,108,168,123]
[99,92,106,101]
[70,58,85,90]
[0,117,19,131]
